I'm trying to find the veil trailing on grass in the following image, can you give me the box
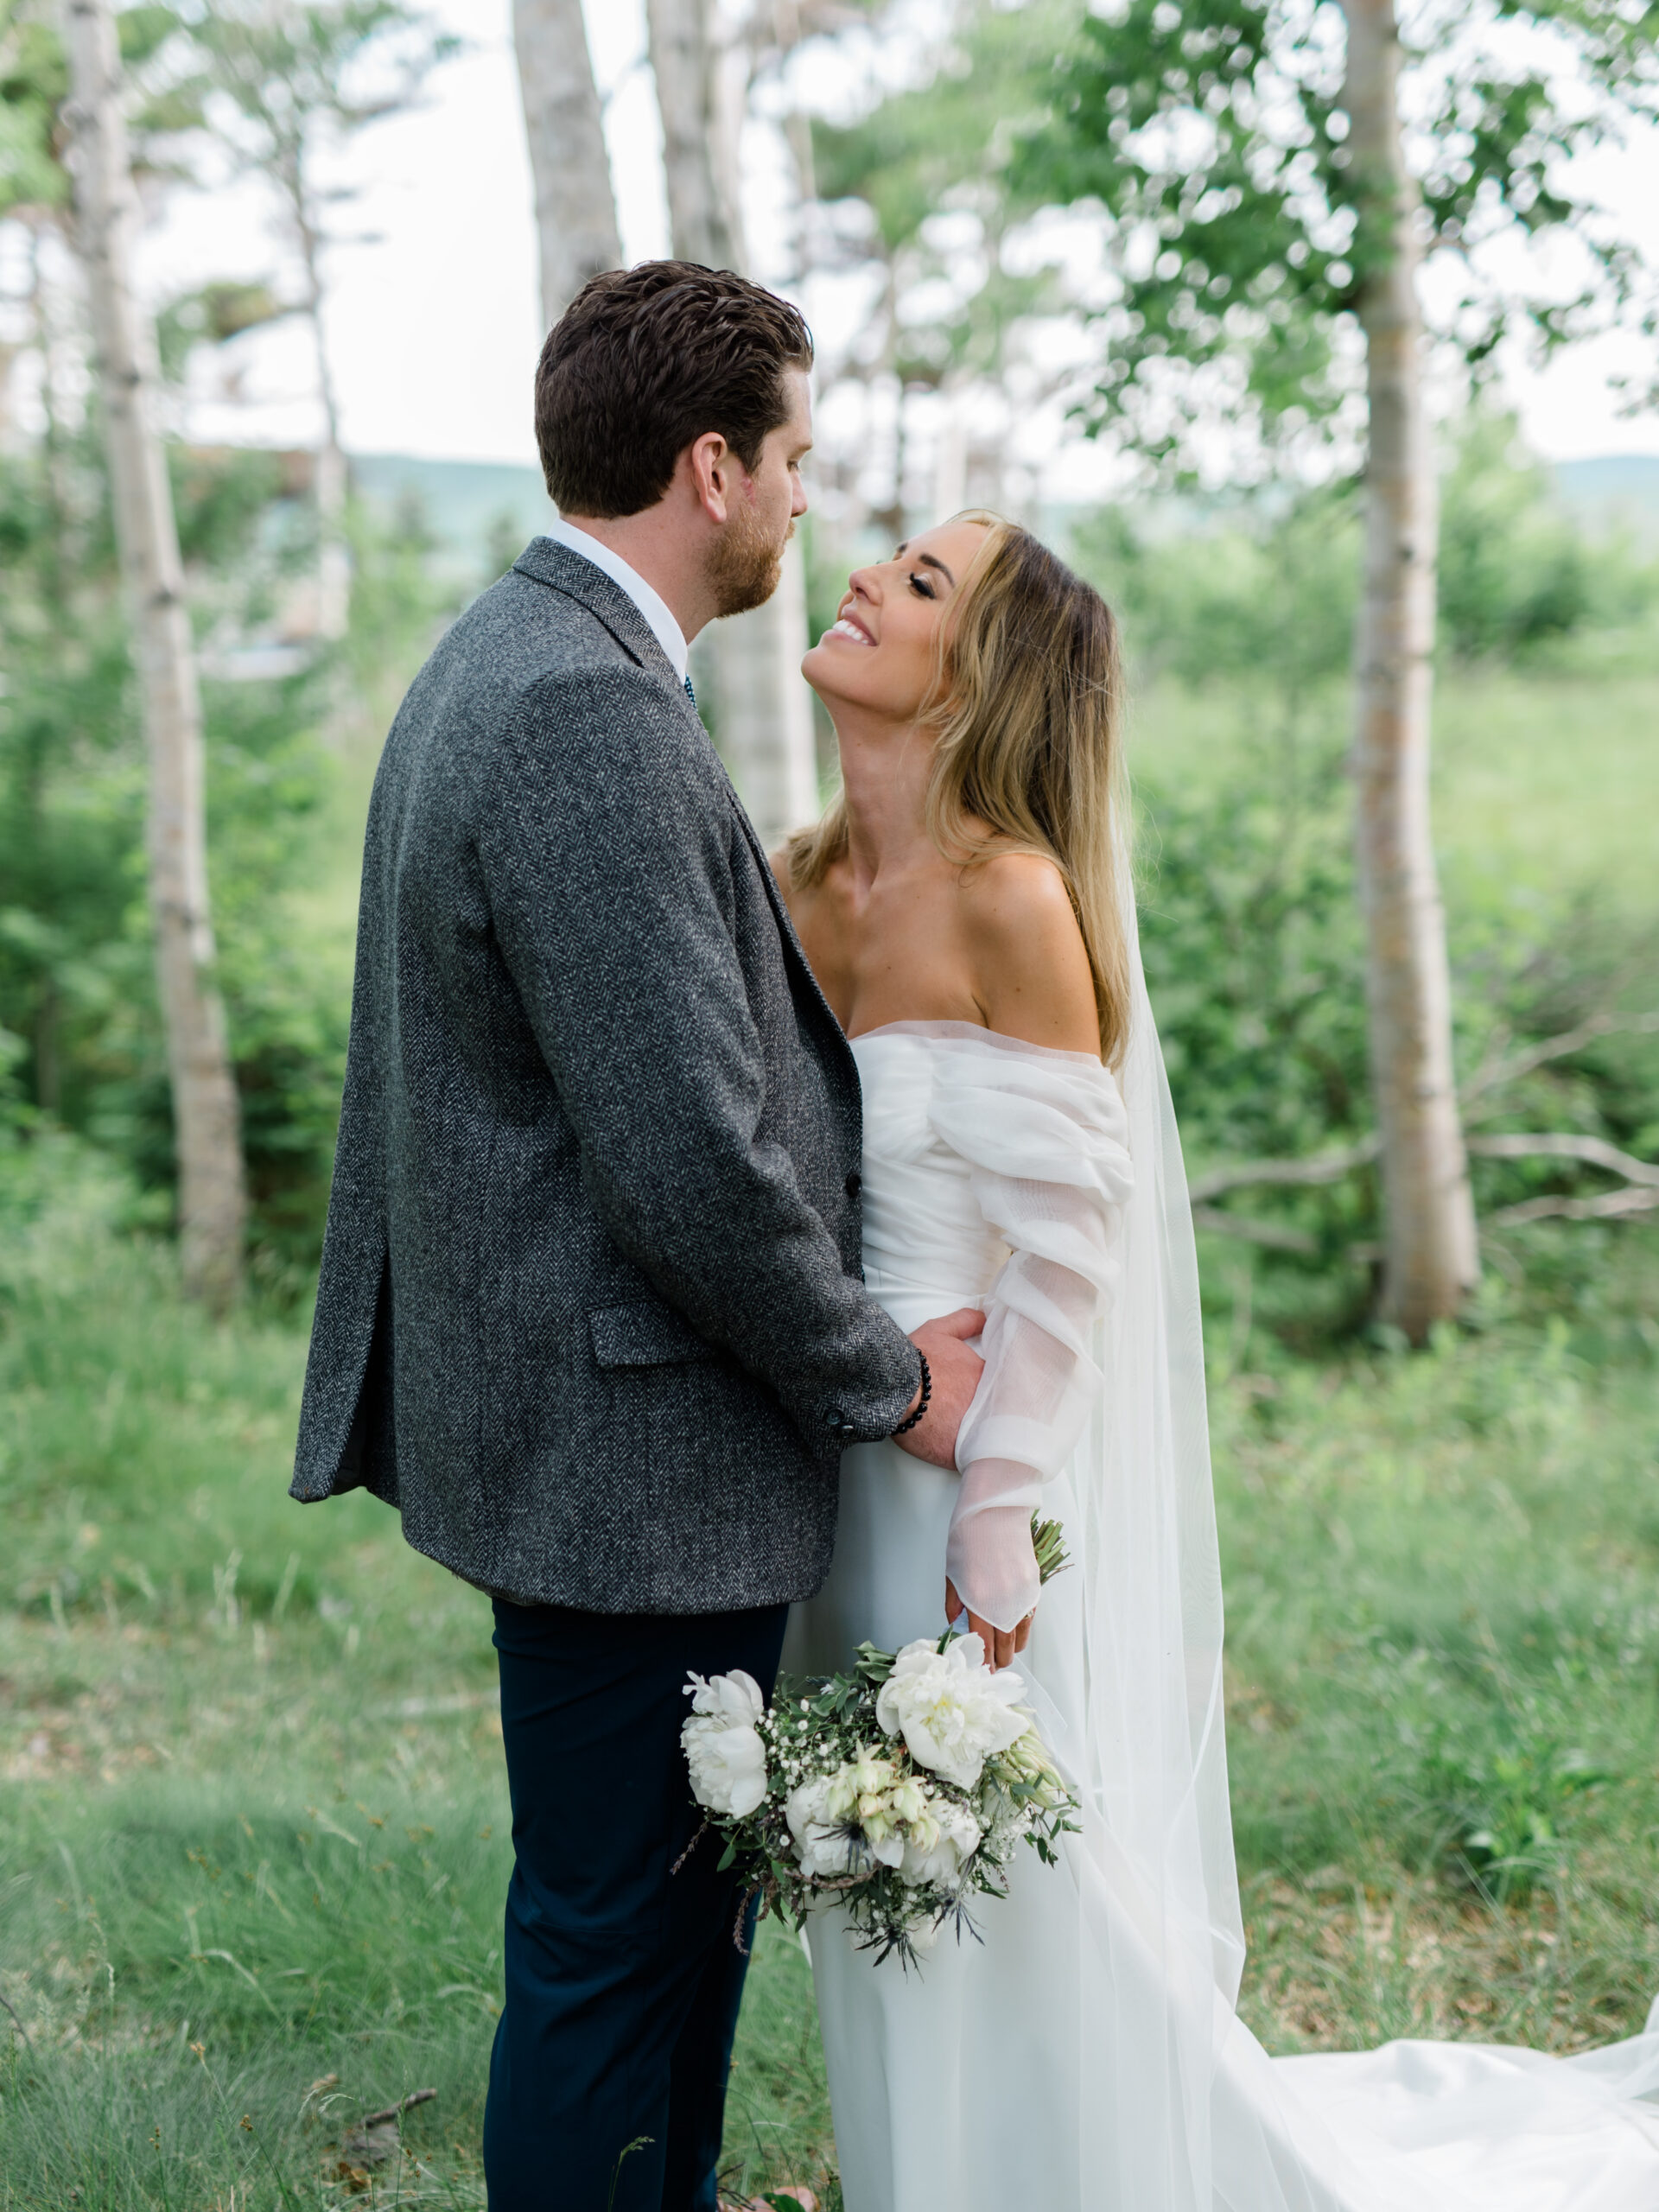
[1066,887,1659,2209]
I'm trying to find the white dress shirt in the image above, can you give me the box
[545,516,690,684]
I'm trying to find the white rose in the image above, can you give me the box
[874,1636,1031,1790]
[899,1796,982,1889]
[785,1775,872,1880]
[681,1669,769,1818]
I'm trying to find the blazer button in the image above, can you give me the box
[845,1170,861,1198]
[824,1408,858,1444]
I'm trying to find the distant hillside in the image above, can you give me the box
[1553,454,1659,541]
[347,450,1659,567]
[351,453,554,575]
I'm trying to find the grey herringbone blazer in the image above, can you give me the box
[291,537,920,1612]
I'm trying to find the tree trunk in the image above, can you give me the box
[645,0,740,270]
[1342,0,1478,1339]
[646,0,820,847]
[289,172,350,642]
[61,0,246,1313]
[512,0,623,328]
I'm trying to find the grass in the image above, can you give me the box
[1130,664,1659,916]
[3,1154,1656,2205]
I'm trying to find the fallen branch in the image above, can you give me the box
[1487,1187,1659,1228]
[1188,1127,1657,1229]
[359,2088,437,2129]
[1466,1131,1659,1187]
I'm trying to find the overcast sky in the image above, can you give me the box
[141,0,1659,478]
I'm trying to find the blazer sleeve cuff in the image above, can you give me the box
[815,1336,923,1450]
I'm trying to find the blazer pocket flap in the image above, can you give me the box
[588,1301,716,1370]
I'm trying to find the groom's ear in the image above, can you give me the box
[684,430,741,526]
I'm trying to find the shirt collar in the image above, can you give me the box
[545,516,689,683]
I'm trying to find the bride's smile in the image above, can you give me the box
[802,518,988,724]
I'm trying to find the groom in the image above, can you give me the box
[291,261,984,2211]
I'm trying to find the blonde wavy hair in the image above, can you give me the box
[787,512,1134,1066]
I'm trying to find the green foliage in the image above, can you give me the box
[0,0,69,214]
[0,423,354,1282]
[807,1,1074,441]
[156,280,292,382]
[0,0,209,219]
[1011,0,1659,465]
[1068,441,1659,1341]
[1438,415,1659,660]
[188,1,460,180]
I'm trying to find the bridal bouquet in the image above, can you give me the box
[680,1516,1078,1966]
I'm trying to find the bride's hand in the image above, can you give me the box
[944,1578,1033,1672]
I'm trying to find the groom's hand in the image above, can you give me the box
[893,1309,985,1471]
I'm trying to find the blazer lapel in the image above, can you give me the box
[514,536,857,1095]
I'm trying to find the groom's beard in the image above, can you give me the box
[709,506,791,619]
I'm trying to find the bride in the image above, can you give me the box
[772,512,1659,2211]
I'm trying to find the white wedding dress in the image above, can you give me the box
[785,1016,1659,2212]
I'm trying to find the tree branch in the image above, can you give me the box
[1190,1206,1320,1254]
[1186,1137,1380,1204]
[1486,1187,1659,1228]
[1466,1132,1659,1188]
[1188,1128,1659,1250]
[1462,1010,1659,1103]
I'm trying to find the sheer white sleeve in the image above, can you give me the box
[926,1041,1135,1631]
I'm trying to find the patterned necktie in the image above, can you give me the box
[683,673,697,710]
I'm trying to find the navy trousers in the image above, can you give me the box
[483,1597,789,2211]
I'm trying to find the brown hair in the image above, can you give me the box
[789,515,1135,1066]
[535,262,814,518]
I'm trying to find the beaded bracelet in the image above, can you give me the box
[890,1351,931,1437]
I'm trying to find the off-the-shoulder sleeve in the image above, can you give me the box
[926,1039,1135,1631]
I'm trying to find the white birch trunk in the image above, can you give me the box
[287,164,350,642]
[512,0,623,327]
[1343,0,1478,1338]
[645,0,739,270]
[647,0,820,845]
[61,0,245,1312]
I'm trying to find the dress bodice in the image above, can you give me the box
[849,1028,1007,1311]
[849,1020,1135,1328]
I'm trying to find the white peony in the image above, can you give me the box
[874,1636,1031,1790]
[681,1669,769,1818]
[899,1796,982,1890]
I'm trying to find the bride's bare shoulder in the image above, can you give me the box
[958,849,1099,1055]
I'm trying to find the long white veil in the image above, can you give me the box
[1074,893,1659,2209]
[1065,884,1249,2206]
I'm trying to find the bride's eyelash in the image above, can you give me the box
[908,572,936,600]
